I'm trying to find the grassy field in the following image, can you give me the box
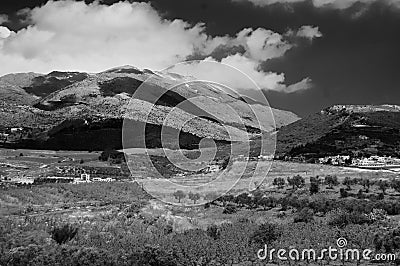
[137,160,398,205]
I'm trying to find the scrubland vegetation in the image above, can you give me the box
[1,173,400,265]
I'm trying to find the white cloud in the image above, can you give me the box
[0,1,213,75]
[294,25,322,40]
[228,28,292,61]
[0,27,11,39]
[283,77,313,93]
[168,54,311,93]
[0,14,8,25]
[233,0,400,9]
[0,0,313,93]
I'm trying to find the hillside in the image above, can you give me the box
[0,66,299,151]
[276,105,400,159]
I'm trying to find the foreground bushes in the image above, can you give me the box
[0,215,395,266]
[50,224,78,245]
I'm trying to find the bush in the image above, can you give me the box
[223,204,237,214]
[374,227,400,253]
[206,224,221,240]
[250,223,281,245]
[339,188,348,198]
[327,209,371,228]
[293,207,314,223]
[50,224,78,245]
[128,245,177,266]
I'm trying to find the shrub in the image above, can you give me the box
[309,177,320,195]
[235,193,252,206]
[250,223,281,245]
[223,204,237,214]
[339,188,348,198]
[206,224,221,240]
[374,227,400,253]
[50,224,78,245]
[327,209,371,228]
[293,207,314,223]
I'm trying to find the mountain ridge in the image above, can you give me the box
[276,104,400,159]
[0,66,299,151]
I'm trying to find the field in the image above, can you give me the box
[1,149,400,265]
[0,148,117,179]
[138,160,398,205]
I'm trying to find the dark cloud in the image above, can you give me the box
[0,0,399,116]
[145,0,400,116]
[188,44,246,61]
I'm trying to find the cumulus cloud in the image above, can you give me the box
[167,54,312,93]
[293,25,322,40]
[0,27,11,39]
[233,0,400,9]
[0,1,215,75]
[0,0,313,93]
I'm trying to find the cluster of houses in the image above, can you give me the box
[55,165,124,178]
[0,175,35,185]
[0,127,24,142]
[318,155,351,166]
[236,154,274,161]
[0,165,121,186]
[71,173,115,184]
[318,155,400,170]
[352,156,400,169]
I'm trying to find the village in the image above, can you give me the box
[318,154,400,171]
[0,164,124,186]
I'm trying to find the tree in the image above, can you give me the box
[273,177,285,189]
[362,179,371,192]
[173,190,186,203]
[340,188,348,198]
[377,180,390,195]
[287,175,305,190]
[310,176,320,195]
[325,175,339,189]
[343,177,353,190]
[188,191,201,204]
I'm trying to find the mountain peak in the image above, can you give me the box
[325,104,400,114]
[102,65,143,74]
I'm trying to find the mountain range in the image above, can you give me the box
[0,66,299,151]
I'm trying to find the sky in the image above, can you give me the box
[0,0,399,116]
